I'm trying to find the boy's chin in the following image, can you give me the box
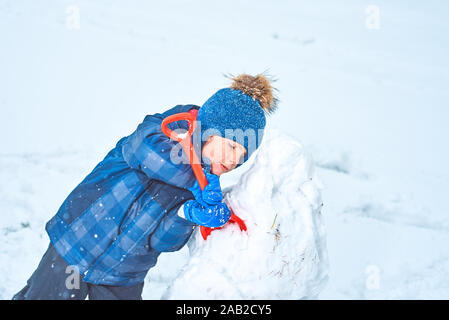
[210,163,225,176]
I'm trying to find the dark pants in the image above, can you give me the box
[12,243,144,300]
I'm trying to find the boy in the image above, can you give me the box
[12,73,278,300]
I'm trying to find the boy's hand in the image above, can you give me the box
[180,199,231,228]
[187,168,223,206]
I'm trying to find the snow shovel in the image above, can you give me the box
[161,109,247,240]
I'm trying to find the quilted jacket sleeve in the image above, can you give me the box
[121,105,199,189]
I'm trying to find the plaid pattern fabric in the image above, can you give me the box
[46,104,199,286]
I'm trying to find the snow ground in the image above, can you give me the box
[1,0,448,299]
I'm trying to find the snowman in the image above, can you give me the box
[163,129,329,299]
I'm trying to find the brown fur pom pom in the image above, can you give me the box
[225,72,279,115]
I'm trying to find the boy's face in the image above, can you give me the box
[201,135,247,176]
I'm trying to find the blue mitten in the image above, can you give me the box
[182,199,231,228]
[187,165,223,206]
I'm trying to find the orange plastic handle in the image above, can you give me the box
[161,110,247,240]
[161,112,208,190]
[200,211,247,240]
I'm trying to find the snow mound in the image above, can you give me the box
[163,129,329,299]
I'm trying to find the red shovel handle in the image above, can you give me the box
[200,212,247,240]
[161,111,207,190]
[161,109,247,240]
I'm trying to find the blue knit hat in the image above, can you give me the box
[197,73,278,167]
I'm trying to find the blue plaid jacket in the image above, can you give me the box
[45,104,201,286]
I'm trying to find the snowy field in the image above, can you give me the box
[1,0,448,299]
